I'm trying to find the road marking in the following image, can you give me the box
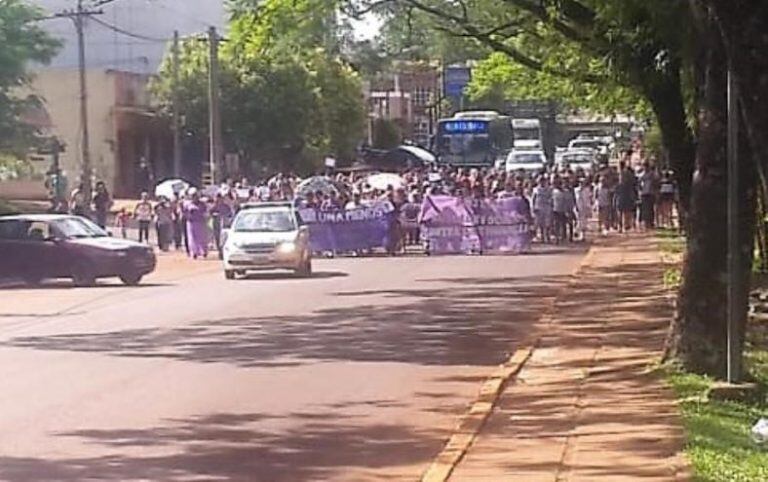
[420,244,596,482]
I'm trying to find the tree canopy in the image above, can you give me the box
[152,0,365,174]
[0,0,60,151]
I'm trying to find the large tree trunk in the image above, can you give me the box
[644,69,696,220]
[665,3,757,377]
[707,0,768,188]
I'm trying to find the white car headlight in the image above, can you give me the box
[277,242,296,253]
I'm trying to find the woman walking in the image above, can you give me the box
[184,189,209,259]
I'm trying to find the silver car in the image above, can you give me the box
[222,203,312,279]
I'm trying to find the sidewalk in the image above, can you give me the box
[443,234,689,481]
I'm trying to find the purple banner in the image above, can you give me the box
[419,196,532,254]
[299,202,395,252]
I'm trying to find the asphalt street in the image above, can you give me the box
[0,248,586,481]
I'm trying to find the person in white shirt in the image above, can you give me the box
[595,175,613,235]
[574,178,594,241]
[134,192,154,243]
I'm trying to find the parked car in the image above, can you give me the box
[221,202,312,279]
[0,214,156,286]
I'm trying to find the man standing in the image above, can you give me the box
[531,176,554,243]
[92,181,112,228]
[639,161,659,230]
[134,192,153,244]
[154,197,174,252]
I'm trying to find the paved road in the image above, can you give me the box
[0,248,586,481]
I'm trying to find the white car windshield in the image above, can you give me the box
[511,153,543,164]
[234,210,295,232]
[53,217,108,239]
[563,154,593,163]
[570,141,602,150]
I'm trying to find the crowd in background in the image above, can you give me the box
[57,148,676,259]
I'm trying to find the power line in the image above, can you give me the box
[89,16,171,43]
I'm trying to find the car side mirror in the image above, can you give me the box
[220,228,230,245]
[107,230,114,237]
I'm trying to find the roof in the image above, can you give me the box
[0,214,74,222]
[396,145,436,163]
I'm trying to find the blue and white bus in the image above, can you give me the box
[434,111,513,167]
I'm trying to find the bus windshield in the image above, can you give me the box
[436,116,511,166]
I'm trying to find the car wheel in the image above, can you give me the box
[119,273,143,286]
[225,269,236,280]
[72,266,96,287]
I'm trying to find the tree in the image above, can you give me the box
[467,52,651,118]
[152,0,365,174]
[368,0,696,209]
[0,0,60,151]
[371,118,401,149]
[358,0,768,378]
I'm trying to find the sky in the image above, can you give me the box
[33,0,382,74]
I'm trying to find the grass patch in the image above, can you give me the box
[658,229,768,480]
[665,354,768,481]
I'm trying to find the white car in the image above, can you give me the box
[222,203,312,279]
[505,150,547,174]
[557,148,596,173]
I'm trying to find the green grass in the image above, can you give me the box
[666,354,768,482]
[658,228,768,481]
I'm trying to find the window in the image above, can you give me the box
[0,220,26,240]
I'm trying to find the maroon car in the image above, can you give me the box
[0,214,156,286]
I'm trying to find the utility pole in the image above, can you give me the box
[207,26,222,185]
[53,1,103,206]
[726,68,741,383]
[172,30,182,178]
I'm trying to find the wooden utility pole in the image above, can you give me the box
[207,26,222,185]
[53,1,103,205]
[172,30,182,177]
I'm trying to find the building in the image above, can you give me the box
[26,69,172,198]
[367,62,441,148]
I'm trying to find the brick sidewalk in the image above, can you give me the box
[447,234,689,481]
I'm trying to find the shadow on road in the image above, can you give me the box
[4,273,565,367]
[0,412,446,481]
[0,281,172,291]
[238,271,348,281]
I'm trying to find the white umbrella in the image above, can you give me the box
[296,176,339,197]
[366,173,405,191]
[155,179,190,199]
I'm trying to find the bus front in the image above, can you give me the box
[435,119,494,167]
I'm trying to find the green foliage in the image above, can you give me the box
[466,52,651,117]
[0,153,34,181]
[152,0,365,173]
[0,0,60,151]
[371,118,401,149]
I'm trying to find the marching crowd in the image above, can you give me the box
[59,148,675,258]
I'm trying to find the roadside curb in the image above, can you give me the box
[420,244,597,482]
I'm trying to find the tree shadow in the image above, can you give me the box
[0,412,446,481]
[4,275,566,368]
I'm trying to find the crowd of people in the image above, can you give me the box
[57,148,676,258]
